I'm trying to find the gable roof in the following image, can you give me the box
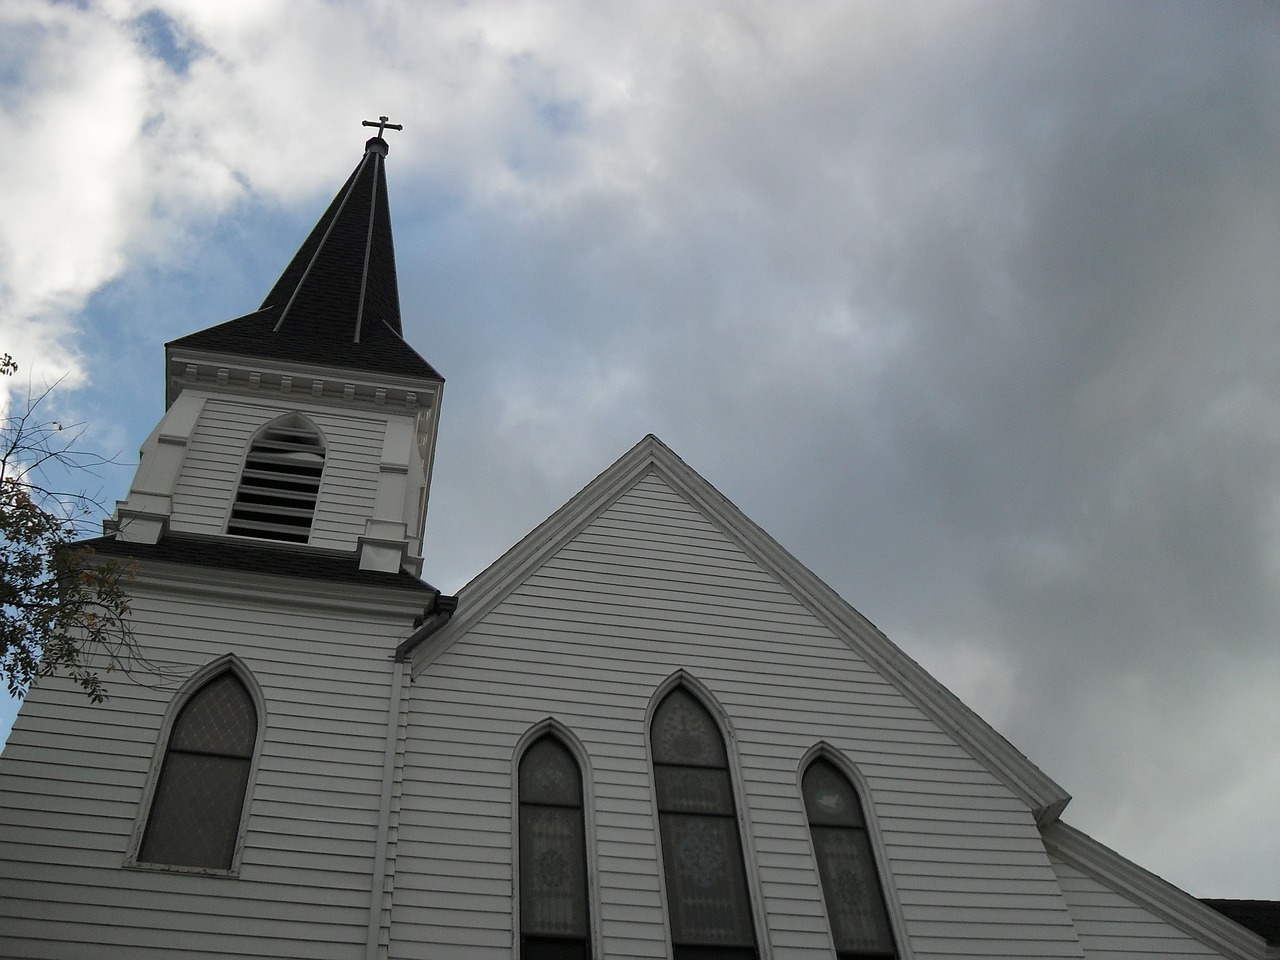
[1201,902,1280,951]
[412,434,1072,823]
[167,137,441,382]
[1044,822,1271,960]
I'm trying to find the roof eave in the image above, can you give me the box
[163,337,443,410]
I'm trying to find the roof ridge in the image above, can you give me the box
[354,146,380,343]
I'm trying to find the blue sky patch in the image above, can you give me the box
[131,8,202,76]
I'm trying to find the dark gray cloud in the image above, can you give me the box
[401,2,1280,894]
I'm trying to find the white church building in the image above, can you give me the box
[0,130,1274,960]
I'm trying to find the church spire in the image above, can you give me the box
[112,121,443,571]
[263,119,404,340]
[168,122,440,386]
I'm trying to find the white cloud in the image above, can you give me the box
[0,4,152,397]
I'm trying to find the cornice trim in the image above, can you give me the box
[114,552,432,621]
[165,348,443,412]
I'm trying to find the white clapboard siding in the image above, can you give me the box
[0,571,417,960]
[1050,853,1231,958]
[169,395,389,549]
[389,471,1086,959]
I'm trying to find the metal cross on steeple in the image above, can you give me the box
[361,115,403,138]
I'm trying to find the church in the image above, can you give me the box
[0,128,1274,960]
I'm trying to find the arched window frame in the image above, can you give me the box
[511,719,601,960]
[645,671,771,960]
[226,412,327,544]
[125,654,266,876]
[797,744,910,960]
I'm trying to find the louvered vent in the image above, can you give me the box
[228,419,324,543]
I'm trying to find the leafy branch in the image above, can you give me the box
[0,354,136,701]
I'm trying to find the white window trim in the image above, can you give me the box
[510,717,603,960]
[645,669,774,960]
[796,742,913,960]
[124,653,267,877]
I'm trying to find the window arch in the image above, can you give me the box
[228,413,325,543]
[137,668,259,871]
[802,758,898,959]
[651,685,758,960]
[518,733,591,959]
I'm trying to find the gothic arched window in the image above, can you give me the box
[651,686,758,960]
[802,759,898,959]
[228,414,325,543]
[138,671,258,870]
[518,735,591,959]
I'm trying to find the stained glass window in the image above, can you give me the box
[652,687,757,960]
[519,735,591,960]
[802,759,898,959]
[139,671,257,870]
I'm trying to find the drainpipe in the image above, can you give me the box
[365,593,457,960]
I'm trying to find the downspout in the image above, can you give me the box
[365,593,458,960]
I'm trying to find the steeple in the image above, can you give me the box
[166,124,440,397]
[111,122,444,578]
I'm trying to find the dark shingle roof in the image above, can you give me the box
[1202,900,1280,946]
[85,533,437,595]
[168,138,441,382]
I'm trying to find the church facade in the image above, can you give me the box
[0,133,1271,960]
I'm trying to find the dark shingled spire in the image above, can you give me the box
[169,135,441,381]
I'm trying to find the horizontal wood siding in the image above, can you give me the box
[1050,853,1230,958]
[0,573,413,959]
[391,472,1085,959]
[169,395,387,549]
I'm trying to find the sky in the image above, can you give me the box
[1,0,1278,901]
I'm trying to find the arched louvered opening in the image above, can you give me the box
[802,758,898,959]
[139,671,259,870]
[228,415,324,543]
[518,734,592,959]
[651,686,758,960]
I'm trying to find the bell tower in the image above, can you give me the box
[0,123,451,960]
[109,122,443,576]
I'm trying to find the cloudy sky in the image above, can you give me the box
[2,0,1277,899]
